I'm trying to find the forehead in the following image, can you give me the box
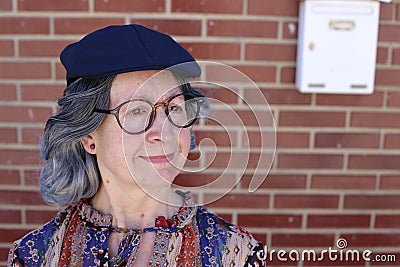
[110,70,181,105]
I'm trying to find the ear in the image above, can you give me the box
[81,135,96,154]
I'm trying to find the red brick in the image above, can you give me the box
[246,44,296,62]
[130,19,201,36]
[267,256,297,266]
[251,233,267,245]
[235,66,276,83]
[54,18,125,34]
[384,133,400,149]
[1,248,13,262]
[340,233,400,247]
[0,62,51,79]
[243,131,276,148]
[272,233,334,247]
[172,0,243,14]
[180,42,240,60]
[276,132,309,148]
[283,22,298,39]
[279,111,345,127]
[248,0,298,16]
[20,84,64,101]
[184,151,200,169]
[26,210,58,224]
[307,214,370,228]
[95,0,165,12]
[375,215,400,228]
[21,127,43,144]
[375,69,400,86]
[303,255,365,266]
[241,174,307,189]
[387,91,400,107]
[351,112,400,128]
[207,151,273,170]
[0,190,44,205]
[0,84,16,100]
[205,193,269,209]
[0,0,11,10]
[279,153,343,169]
[18,0,88,11]
[316,93,384,107]
[0,149,40,165]
[217,213,232,223]
[19,40,71,57]
[378,25,400,42]
[370,252,400,265]
[200,86,238,104]
[244,88,311,105]
[311,175,376,190]
[393,48,400,65]
[24,170,40,186]
[238,214,302,228]
[209,109,259,127]
[315,133,380,149]
[344,195,400,209]
[380,3,393,20]
[206,65,276,83]
[0,106,51,123]
[0,17,49,34]
[275,194,339,209]
[208,20,277,38]
[380,175,400,189]
[349,154,400,170]
[173,173,236,188]
[0,210,21,223]
[0,170,20,185]
[281,66,295,83]
[195,130,237,147]
[0,40,14,56]
[0,127,17,143]
[0,229,32,243]
[397,3,400,20]
[376,46,388,64]
[55,62,66,80]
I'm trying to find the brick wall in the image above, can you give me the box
[1,0,400,266]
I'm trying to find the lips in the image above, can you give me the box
[141,153,174,164]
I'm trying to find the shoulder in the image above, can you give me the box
[195,205,266,266]
[196,205,257,241]
[8,204,78,266]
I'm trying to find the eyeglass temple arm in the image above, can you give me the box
[93,108,115,114]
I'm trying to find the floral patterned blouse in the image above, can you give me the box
[8,192,266,266]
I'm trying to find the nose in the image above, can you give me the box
[146,104,173,143]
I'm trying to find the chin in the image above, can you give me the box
[154,168,179,184]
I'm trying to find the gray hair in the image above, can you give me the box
[39,72,208,206]
[40,76,115,205]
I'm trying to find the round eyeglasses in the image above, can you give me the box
[93,93,203,135]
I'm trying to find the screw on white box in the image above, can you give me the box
[295,0,391,94]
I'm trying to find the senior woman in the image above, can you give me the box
[8,24,265,266]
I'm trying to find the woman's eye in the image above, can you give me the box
[128,107,147,116]
[169,104,184,113]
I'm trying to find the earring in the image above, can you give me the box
[90,144,95,150]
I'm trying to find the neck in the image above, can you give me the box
[90,180,182,230]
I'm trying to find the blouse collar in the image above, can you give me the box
[77,191,196,231]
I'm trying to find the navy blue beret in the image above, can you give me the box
[60,24,200,85]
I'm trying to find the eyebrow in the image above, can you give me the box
[132,88,182,103]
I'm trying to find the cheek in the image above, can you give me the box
[178,128,191,156]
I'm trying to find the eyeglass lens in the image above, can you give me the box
[118,94,200,134]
